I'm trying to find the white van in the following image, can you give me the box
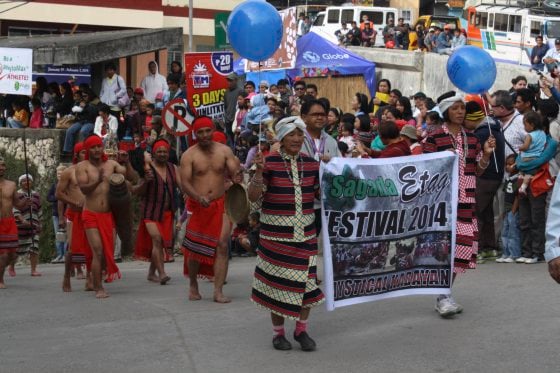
[310,6,399,47]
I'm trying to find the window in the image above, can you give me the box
[361,11,383,24]
[400,10,412,23]
[313,13,324,27]
[508,15,522,33]
[477,12,488,30]
[386,12,396,23]
[341,9,354,24]
[488,13,494,28]
[327,9,340,24]
[494,13,508,31]
[530,21,542,37]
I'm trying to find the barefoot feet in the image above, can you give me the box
[189,286,202,301]
[0,283,6,289]
[31,271,42,277]
[159,275,171,285]
[95,288,110,299]
[147,275,159,283]
[62,276,71,292]
[213,292,231,304]
[8,267,15,277]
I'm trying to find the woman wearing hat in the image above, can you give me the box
[248,116,324,351]
[423,94,496,318]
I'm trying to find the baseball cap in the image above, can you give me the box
[226,72,238,81]
[134,87,144,95]
[400,125,418,141]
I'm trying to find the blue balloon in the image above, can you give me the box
[446,46,497,94]
[227,0,283,62]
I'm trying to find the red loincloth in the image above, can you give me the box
[182,196,225,279]
[0,217,19,255]
[66,209,93,270]
[82,209,121,282]
[134,210,174,261]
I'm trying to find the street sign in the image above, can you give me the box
[162,98,196,136]
[214,12,231,49]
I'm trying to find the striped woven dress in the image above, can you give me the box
[13,189,42,254]
[251,150,325,319]
[423,125,481,273]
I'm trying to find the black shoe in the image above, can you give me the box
[293,331,316,351]
[272,335,292,350]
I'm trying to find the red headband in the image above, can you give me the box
[153,139,170,151]
[73,142,84,164]
[212,131,227,144]
[193,116,214,133]
[84,136,107,161]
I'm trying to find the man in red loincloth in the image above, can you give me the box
[134,139,181,285]
[179,116,242,303]
[0,155,31,289]
[76,135,138,299]
[56,142,90,292]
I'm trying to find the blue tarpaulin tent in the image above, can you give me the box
[242,32,376,96]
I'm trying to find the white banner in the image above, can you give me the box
[0,48,33,95]
[321,153,459,310]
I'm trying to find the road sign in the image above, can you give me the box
[162,98,196,136]
[214,12,231,49]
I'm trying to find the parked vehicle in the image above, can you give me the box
[466,4,560,65]
[310,5,398,47]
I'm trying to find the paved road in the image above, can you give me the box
[1,257,559,373]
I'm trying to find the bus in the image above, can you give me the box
[466,5,560,66]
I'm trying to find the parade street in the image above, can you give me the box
[1,257,558,373]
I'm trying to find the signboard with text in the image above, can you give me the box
[0,48,32,95]
[214,12,231,49]
[184,52,233,121]
[33,65,91,86]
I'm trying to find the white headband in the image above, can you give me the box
[438,94,465,116]
[275,116,307,142]
[19,174,33,184]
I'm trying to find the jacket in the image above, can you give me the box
[140,61,168,103]
[100,74,127,110]
[474,116,505,180]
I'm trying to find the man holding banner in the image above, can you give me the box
[249,117,324,352]
[423,94,495,317]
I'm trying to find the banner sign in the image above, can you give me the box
[184,52,233,121]
[0,48,32,95]
[33,65,91,86]
[321,153,459,310]
[246,7,297,71]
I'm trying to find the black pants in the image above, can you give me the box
[518,187,547,259]
[314,209,322,235]
[475,178,502,251]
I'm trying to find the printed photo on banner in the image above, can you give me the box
[320,152,459,310]
[185,52,233,121]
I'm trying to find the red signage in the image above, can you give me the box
[184,51,233,121]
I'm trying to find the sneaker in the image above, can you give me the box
[435,296,458,318]
[476,254,486,264]
[293,331,317,351]
[448,296,463,313]
[516,257,531,263]
[495,256,506,263]
[272,335,292,351]
[525,257,545,264]
[502,257,515,263]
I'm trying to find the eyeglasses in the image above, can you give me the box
[295,87,305,91]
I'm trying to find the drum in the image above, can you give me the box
[225,183,250,224]
[108,173,133,256]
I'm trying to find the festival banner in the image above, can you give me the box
[246,7,297,71]
[321,153,459,310]
[184,52,233,121]
[0,48,32,95]
[33,65,91,86]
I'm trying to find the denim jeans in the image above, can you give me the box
[52,216,66,258]
[501,211,521,258]
[63,121,94,152]
[7,117,24,128]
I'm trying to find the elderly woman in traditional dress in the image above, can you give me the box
[248,116,324,351]
[423,94,495,318]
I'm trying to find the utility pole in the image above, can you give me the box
[189,0,193,52]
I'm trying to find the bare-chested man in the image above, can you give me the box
[0,155,31,289]
[133,139,181,285]
[180,116,242,303]
[76,135,138,299]
[56,142,89,292]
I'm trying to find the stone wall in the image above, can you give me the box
[350,47,538,99]
[0,128,65,190]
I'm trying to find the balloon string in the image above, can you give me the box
[480,94,499,173]
[258,62,262,154]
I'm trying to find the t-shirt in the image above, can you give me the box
[503,174,519,212]
[378,139,411,158]
[522,130,546,159]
